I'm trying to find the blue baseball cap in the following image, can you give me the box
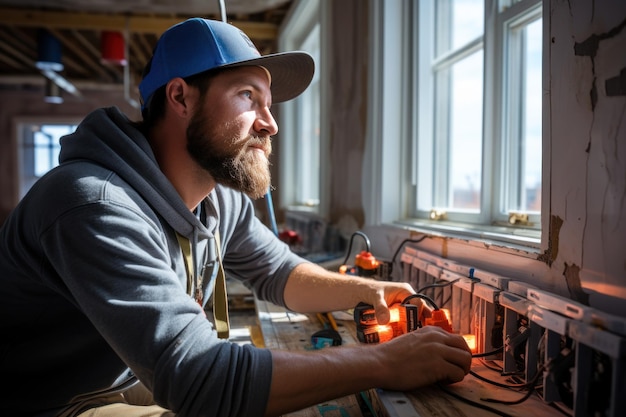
[139,18,315,109]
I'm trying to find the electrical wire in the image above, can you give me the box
[479,364,545,405]
[389,236,428,265]
[417,278,459,294]
[469,370,533,390]
[341,231,371,266]
[472,346,504,358]
[402,293,440,310]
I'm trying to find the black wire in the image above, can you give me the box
[390,236,428,265]
[402,293,439,310]
[479,364,546,405]
[341,231,372,266]
[417,279,459,294]
[469,370,533,390]
[441,294,452,308]
[437,384,516,417]
[482,384,538,405]
[472,346,504,358]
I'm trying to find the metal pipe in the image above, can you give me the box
[217,0,227,22]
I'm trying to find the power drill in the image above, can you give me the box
[353,302,420,343]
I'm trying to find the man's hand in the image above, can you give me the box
[360,280,431,325]
[372,325,472,390]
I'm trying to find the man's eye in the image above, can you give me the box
[242,91,252,99]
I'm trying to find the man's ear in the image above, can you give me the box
[165,78,194,118]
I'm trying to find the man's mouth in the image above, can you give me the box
[248,140,271,158]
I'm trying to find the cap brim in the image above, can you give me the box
[222,51,314,103]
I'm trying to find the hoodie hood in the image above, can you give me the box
[59,107,207,240]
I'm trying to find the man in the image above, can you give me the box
[0,18,471,417]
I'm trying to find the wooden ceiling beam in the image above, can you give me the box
[0,8,278,39]
[0,29,35,69]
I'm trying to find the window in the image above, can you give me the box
[277,0,325,213]
[414,0,542,231]
[18,121,78,198]
[294,26,321,207]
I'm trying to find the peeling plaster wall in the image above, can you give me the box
[549,0,626,313]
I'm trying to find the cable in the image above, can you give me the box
[469,370,533,390]
[479,363,546,405]
[341,231,372,266]
[390,236,428,265]
[472,346,504,358]
[402,293,439,310]
[417,278,459,294]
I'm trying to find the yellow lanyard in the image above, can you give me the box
[175,231,230,339]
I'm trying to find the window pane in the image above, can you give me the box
[522,19,542,212]
[504,15,542,214]
[33,125,74,176]
[449,51,484,210]
[433,51,484,211]
[436,0,484,56]
[21,123,76,198]
[297,77,320,205]
[294,24,320,207]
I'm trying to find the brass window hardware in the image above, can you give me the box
[429,209,447,221]
[508,212,530,226]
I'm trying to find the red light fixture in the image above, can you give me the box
[101,31,127,66]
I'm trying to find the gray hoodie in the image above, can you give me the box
[0,107,305,417]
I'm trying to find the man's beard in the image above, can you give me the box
[186,110,272,199]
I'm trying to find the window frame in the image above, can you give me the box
[365,0,547,250]
[494,2,543,226]
[277,0,329,217]
[15,116,80,199]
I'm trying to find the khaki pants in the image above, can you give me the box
[62,382,176,417]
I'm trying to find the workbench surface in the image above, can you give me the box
[254,299,564,417]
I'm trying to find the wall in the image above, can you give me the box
[548,0,626,313]
[0,86,140,222]
[326,0,369,226]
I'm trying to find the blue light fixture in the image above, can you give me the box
[36,29,64,72]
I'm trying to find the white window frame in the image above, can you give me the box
[278,0,330,217]
[365,0,547,250]
[494,1,543,226]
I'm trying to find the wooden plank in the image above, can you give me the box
[255,299,365,417]
[370,361,564,417]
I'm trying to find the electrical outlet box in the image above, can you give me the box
[399,246,625,417]
[499,291,532,376]
[568,320,626,417]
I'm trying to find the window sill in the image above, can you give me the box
[393,218,542,254]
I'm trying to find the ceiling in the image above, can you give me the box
[0,0,293,102]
